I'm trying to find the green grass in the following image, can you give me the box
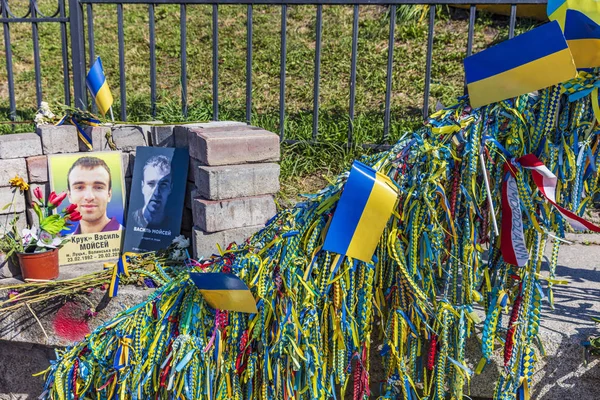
[0,3,542,202]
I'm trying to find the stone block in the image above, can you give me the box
[26,155,48,183]
[174,121,245,149]
[0,158,27,187]
[0,132,42,159]
[150,126,175,147]
[192,224,264,258]
[0,187,25,214]
[80,125,112,152]
[192,195,276,233]
[0,251,21,279]
[25,182,50,205]
[38,125,79,154]
[188,157,201,182]
[188,125,280,166]
[110,125,150,151]
[195,163,280,200]
[0,210,27,233]
[122,152,135,178]
[26,206,39,227]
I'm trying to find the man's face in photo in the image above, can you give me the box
[141,164,171,222]
[67,165,112,224]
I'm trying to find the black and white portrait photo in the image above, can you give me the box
[123,147,189,253]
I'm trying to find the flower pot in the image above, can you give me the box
[17,248,60,281]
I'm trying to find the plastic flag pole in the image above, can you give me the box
[480,151,499,236]
[109,106,115,122]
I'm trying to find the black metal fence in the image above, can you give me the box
[2,0,546,141]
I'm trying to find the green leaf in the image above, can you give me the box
[2,203,12,211]
[33,203,43,222]
[40,214,66,235]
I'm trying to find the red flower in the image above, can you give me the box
[48,191,57,204]
[64,203,78,214]
[68,211,82,222]
[33,186,43,201]
[49,192,67,208]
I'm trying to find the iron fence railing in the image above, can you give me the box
[1,0,547,142]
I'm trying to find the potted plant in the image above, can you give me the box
[0,175,81,281]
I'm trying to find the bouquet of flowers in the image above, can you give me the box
[0,176,82,257]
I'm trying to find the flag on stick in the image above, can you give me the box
[189,273,258,314]
[464,21,577,108]
[323,161,398,263]
[564,9,600,69]
[86,57,114,117]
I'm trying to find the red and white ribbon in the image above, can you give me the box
[501,167,529,267]
[501,154,600,267]
[518,154,600,233]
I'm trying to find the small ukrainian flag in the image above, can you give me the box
[189,273,258,314]
[322,161,398,263]
[464,21,577,108]
[564,9,600,69]
[548,0,600,29]
[86,57,113,116]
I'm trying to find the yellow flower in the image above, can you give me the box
[9,175,29,192]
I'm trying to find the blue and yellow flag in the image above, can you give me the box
[323,161,398,263]
[548,0,600,29]
[189,273,258,314]
[464,21,577,108]
[86,57,113,116]
[564,9,600,69]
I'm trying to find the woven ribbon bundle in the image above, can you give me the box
[39,70,600,400]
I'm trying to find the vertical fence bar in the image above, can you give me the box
[87,4,97,113]
[117,3,126,120]
[149,4,157,117]
[383,5,396,141]
[509,4,517,39]
[69,0,86,110]
[181,4,188,118]
[423,5,435,121]
[1,0,16,121]
[279,4,287,140]
[31,0,43,108]
[312,4,322,140]
[59,0,70,105]
[464,4,475,94]
[212,4,219,121]
[246,4,253,124]
[348,4,358,144]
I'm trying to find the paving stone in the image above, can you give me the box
[79,125,112,152]
[192,195,276,232]
[0,251,21,280]
[150,126,175,147]
[110,125,150,151]
[26,155,48,183]
[192,224,264,258]
[0,133,42,159]
[195,163,280,200]
[174,122,246,149]
[38,125,79,154]
[0,158,27,187]
[0,187,25,214]
[188,125,280,166]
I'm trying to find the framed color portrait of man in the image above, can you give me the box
[123,146,188,253]
[48,151,126,265]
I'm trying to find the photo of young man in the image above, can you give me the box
[67,156,123,234]
[132,155,173,228]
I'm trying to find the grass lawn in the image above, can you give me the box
[0,3,541,203]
